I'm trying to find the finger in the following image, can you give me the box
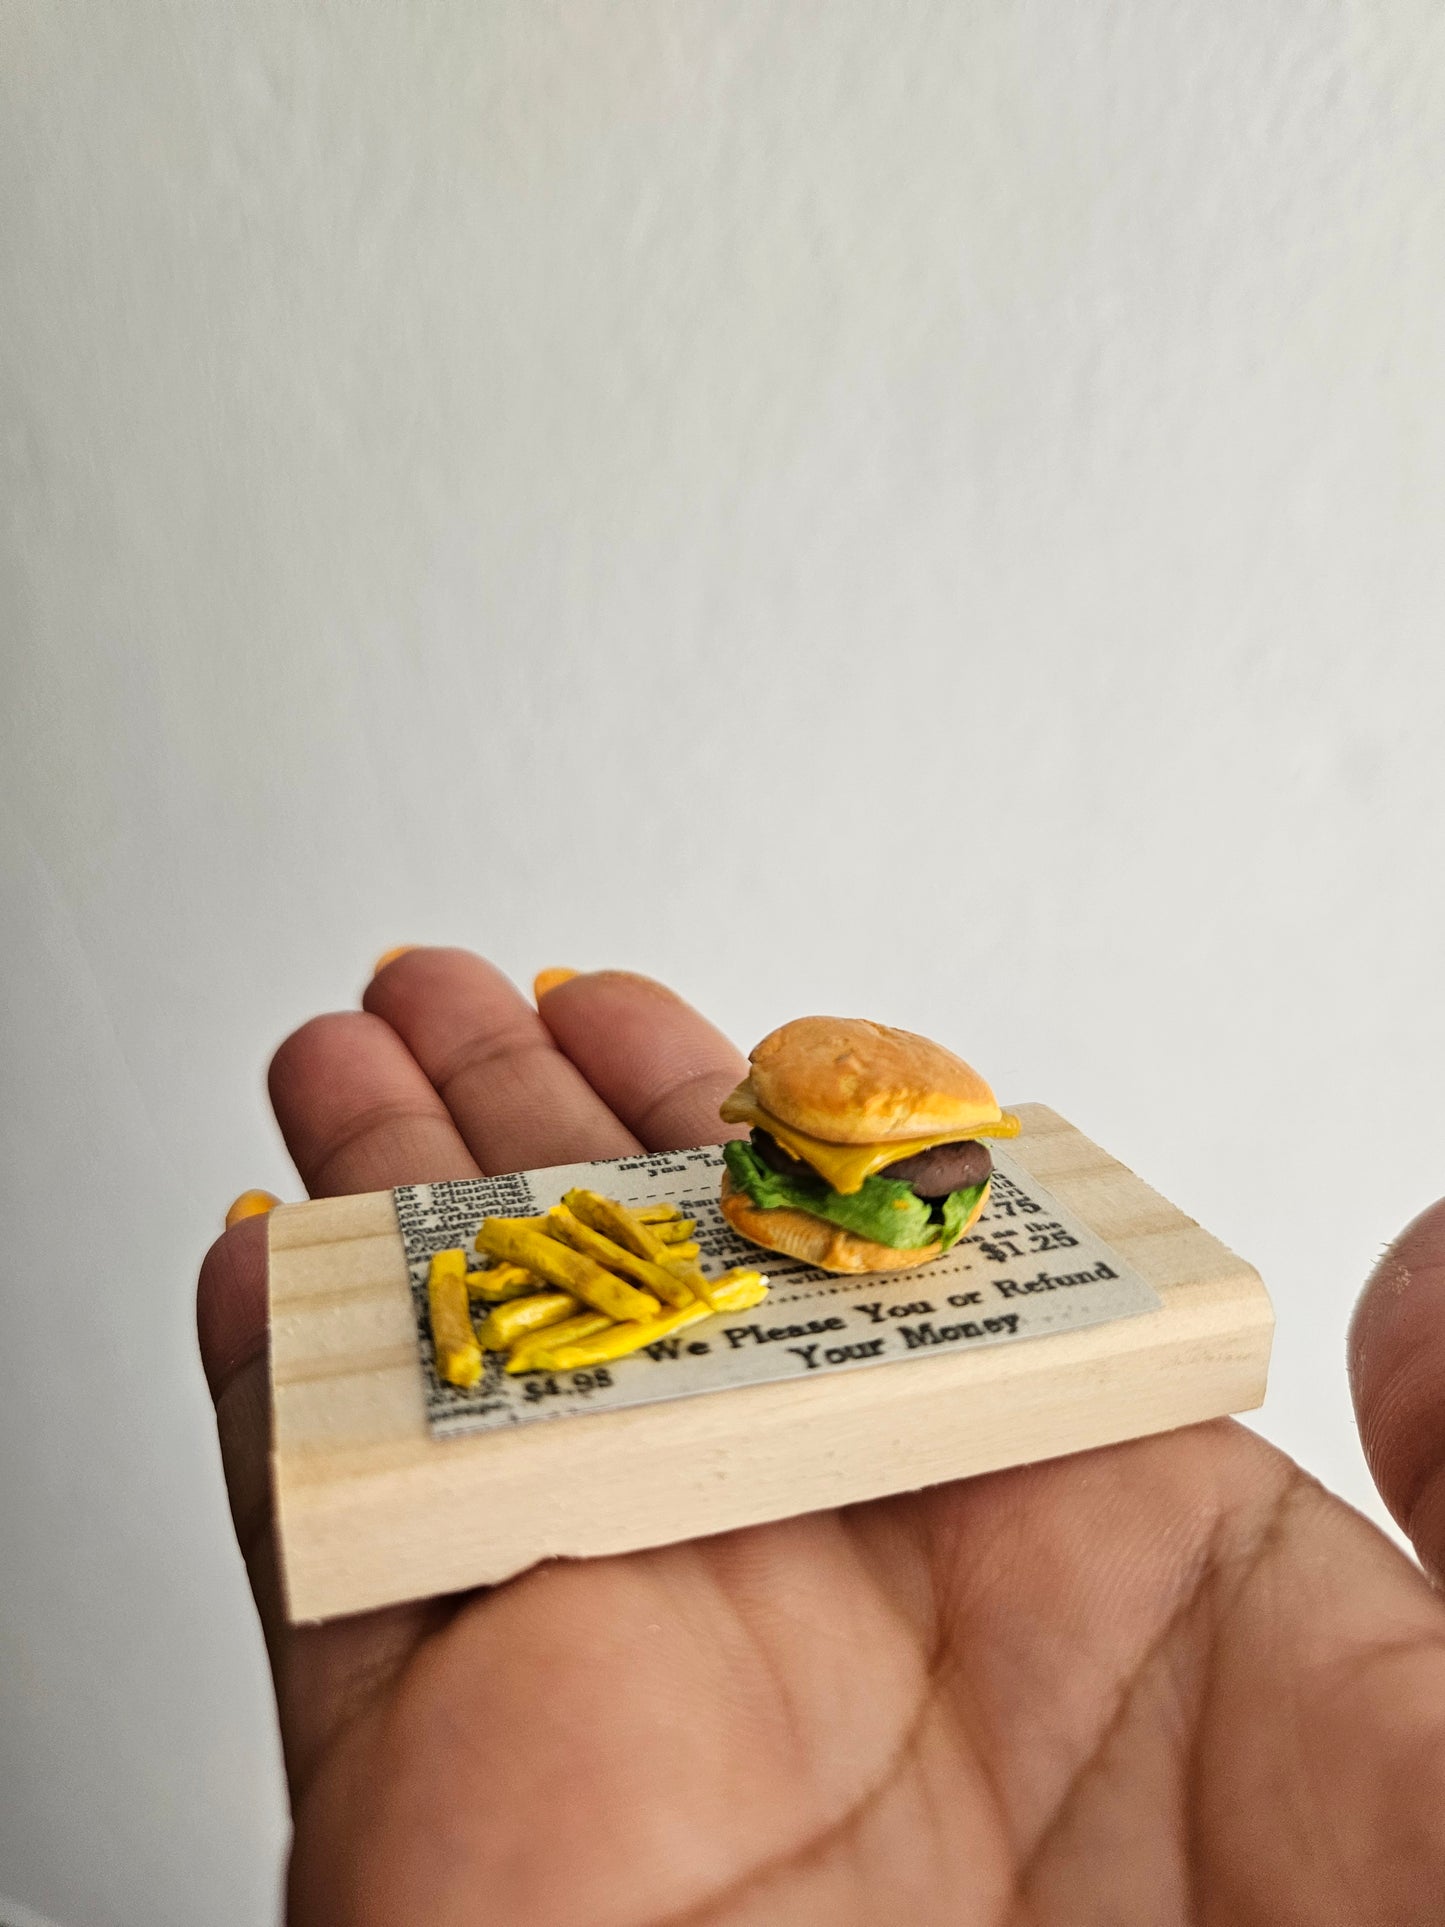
[197,1210,275,1402]
[363,947,641,1169]
[203,1011,480,1798]
[537,969,746,1150]
[1349,1196,1445,1577]
[198,1216,289,1698]
[196,1224,294,1676]
[269,1008,482,1197]
[205,1014,479,1417]
[193,1233,292,1672]
[198,1219,446,1794]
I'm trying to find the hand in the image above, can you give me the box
[199,951,1445,1925]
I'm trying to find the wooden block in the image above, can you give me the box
[269,1105,1273,1621]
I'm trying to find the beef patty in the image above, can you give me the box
[751,1129,992,1200]
[879,1137,992,1198]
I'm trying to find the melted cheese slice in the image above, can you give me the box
[721,1084,1021,1194]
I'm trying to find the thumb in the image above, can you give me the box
[1349,1197,1445,1578]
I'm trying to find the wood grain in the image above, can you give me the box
[269,1105,1273,1621]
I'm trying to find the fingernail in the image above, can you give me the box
[225,1189,281,1230]
[373,945,417,976]
[533,967,579,1002]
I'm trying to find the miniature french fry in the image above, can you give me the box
[660,1263,769,1312]
[544,1204,696,1309]
[705,1267,770,1312]
[469,1218,550,1252]
[661,1240,700,1263]
[563,1189,674,1265]
[477,1290,579,1350]
[651,1218,697,1243]
[664,1265,715,1309]
[427,1249,482,1388]
[528,1300,713,1372]
[475,1218,661,1322]
[504,1311,614,1373]
[465,1262,537,1302]
[634,1202,683,1224]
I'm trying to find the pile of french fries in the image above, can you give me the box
[426,1188,770,1390]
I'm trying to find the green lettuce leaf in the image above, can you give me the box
[722,1138,986,1253]
[938,1182,987,1248]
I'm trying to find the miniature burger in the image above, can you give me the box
[719,1016,1019,1274]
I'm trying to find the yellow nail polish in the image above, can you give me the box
[373,945,417,976]
[534,967,579,1002]
[225,1189,281,1230]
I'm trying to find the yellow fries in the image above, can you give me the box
[651,1218,696,1243]
[544,1203,696,1309]
[477,1290,579,1350]
[663,1264,714,1309]
[427,1249,482,1388]
[466,1262,537,1302]
[704,1267,770,1312]
[452,1190,773,1389]
[527,1300,713,1372]
[563,1189,674,1265]
[658,1263,769,1313]
[475,1218,660,1322]
[504,1311,614,1373]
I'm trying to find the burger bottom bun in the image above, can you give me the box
[719,1174,991,1277]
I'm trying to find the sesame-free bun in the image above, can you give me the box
[720,1172,991,1276]
[747,1016,1004,1146]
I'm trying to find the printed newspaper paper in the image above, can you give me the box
[395,1142,1162,1440]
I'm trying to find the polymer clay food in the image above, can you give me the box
[426,1192,769,1388]
[719,1016,1019,1274]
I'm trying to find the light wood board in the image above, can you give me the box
[269,1105,1273,1621]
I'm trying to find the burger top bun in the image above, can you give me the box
[719,1171,991,1275]
[747,1016,1004,1147]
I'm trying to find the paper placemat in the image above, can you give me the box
[394,1140,1162,1439]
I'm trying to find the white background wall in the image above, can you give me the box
[5,4,1445,1922]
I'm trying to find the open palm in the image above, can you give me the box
[199,952,1445,1924]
